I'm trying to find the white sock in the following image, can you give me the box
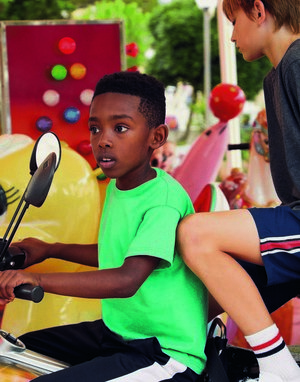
[245,324,300,382]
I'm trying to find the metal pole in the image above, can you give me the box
[203,8,211,126]
[217,0,242,171]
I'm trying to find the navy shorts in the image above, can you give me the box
[248,205,300,285]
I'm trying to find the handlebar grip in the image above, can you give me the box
[228,143,250,151]
[14,284,44,303]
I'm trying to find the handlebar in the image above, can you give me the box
[14,284,44,303]
[0,243,44,302]
[228,143,250,151]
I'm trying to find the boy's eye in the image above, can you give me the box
[115,125,128,133]
[89,125,99,134]
[229,16,235,26]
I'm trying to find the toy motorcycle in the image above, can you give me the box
[0,132,69,380]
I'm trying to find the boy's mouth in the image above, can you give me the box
[99,157,116,169]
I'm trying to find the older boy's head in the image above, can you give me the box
[92,71,166,129]
[222,0,300,33]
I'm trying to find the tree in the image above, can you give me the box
[64,0,159,13]
[146,0,219,139]
[0,0,8,18]
[146,0,210,93]
[236,55,272,100]
[72,0,153,70]
[0,0,75,20]
[122,0,159,13]
[146,0,272,100]
[0,0,272,100]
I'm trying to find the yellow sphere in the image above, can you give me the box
[0,134,107,336]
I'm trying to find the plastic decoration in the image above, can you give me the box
[77,140,92,156]
[165,115,178,130]
[42,89,60,106]
[70,63,87,80]
[63,107,81,124]
[219,168,251,209]
[172,121,228,202]
[58,37,76,55]
[35,116,53,132]
[80,89,94,106]
[127,66,139,72]
[209,83,246,122]
[125,42,139,57]
[0,135,104,334]
[51,64,67,81]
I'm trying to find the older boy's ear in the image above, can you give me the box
[254,0,266,23]
[151,124,169,149]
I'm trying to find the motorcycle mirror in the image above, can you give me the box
[0,133,61,263]
[25,152,57,207]
[29,132,61,175]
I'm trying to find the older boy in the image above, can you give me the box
[177,1,300,382]
[0,72,207,381]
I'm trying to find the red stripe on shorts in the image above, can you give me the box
[261,239,300,252]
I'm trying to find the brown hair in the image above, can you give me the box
[222,0,300,33]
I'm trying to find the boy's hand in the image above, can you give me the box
[0,269,39,304]
[10,237,50,268]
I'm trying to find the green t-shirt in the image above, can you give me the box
[98,168,207,374]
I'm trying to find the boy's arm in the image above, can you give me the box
[0,255,160,303]
[11,238,98,268]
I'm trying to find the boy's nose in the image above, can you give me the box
[231,29,236,43]
[98,133,112,148]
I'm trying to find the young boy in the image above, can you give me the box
[0,72,207,381]
[177,1,300,382]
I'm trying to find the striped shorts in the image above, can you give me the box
[249,205,300,285]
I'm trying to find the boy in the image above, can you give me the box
[177,1,300,382]
[0,72,207,381]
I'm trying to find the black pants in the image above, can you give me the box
[19,320,199,382]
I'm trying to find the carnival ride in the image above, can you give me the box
[0,132,70,380]
[0,3,298,379]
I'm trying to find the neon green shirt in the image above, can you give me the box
[98,168,207,374]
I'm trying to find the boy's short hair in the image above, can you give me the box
[222,0,300,33]
[93,71,166,129]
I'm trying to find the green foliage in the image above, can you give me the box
[146,0,214,92]
[240,125,252,162]
[146,0,271,100]
[0,0,8,19]
[0,0,75,20]
[68,0,159,13]
[122,0,159,13]
[0,0,272,100]
[236,55,272,100]
[72,0,153,69]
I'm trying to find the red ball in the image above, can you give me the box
[127,66,139,72]
[126,42,139,57]
[58,37,76,55]
[209,83,246,122]
[77,140,92,156]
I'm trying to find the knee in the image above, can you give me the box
[177,213,219,267]
[177,214,206,265]
[178,215,198,246]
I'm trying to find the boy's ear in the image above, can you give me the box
[150,124,169,150]
[254,0,266,23]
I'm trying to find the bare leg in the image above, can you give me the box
[177,209,300,382]
[177,209,272,335]
[208,293,223,322]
